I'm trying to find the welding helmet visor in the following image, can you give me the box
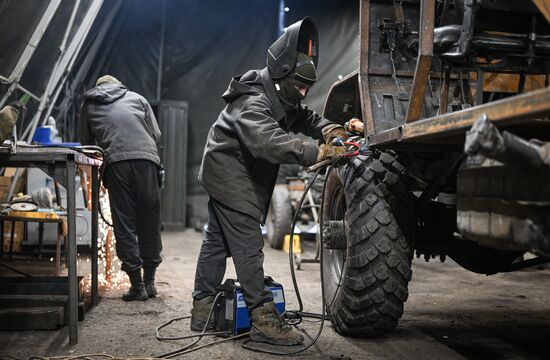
[267,17,319,80]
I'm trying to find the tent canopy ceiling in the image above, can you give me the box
[0,0,359,223]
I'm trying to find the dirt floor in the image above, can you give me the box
[1,229,549,359]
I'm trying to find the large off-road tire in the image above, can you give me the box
[322,153,414,336]
[266,185,292,249]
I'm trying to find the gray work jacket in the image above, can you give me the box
[80,84,161,166]
[198,67,335,223]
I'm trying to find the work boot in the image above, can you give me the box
[190,296,216,331]
[122,269,148,302]
[250,302,304,346]
[143,267,157,297]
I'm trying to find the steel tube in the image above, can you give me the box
[0,0,61,109]
[368,87,550,146]
[91,166,99,307]
[66,159,78,344]
[405,0,435,122]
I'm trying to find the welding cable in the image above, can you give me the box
[154,292,247,358]
[286,168,323,314]
[284,162,335,322]
[155,292,222,357]
[36,144,114,227]
[44,144,114,227]
[156,315,230,341]
[0,355,24,360]
[241,160,340,355]
[29,355,115,360]
[77,146,115,228]
[30,354,165,360]
[163,332,250,358]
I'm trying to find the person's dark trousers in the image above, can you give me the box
[103,160,162,274]
[193,197,272,309]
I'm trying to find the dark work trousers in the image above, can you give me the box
[103,160,162,273]
[193,197,272,309]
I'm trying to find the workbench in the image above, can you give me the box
[0,212,67,275]
[0,145,102,344]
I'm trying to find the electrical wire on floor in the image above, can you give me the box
[241,159,341,355]
[153,292,251,358]
[29,355,160,360]
[150,156,345,357]
[0,354,24,360]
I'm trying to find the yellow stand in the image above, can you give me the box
[283,234,301,254]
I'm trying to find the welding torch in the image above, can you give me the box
[306,136,370,172]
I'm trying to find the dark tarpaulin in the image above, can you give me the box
[285,0,359,117]
[91,0,279,223]
[76,0,358,224]
[93,0,161,101]
[19,0,95,96]
[0,0,50,80]
[1,0,99,137]
[162,0,280,196]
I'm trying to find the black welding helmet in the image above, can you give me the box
[267,17,319,80]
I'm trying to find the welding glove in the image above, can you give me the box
[8,101,25,115]
[322,124,348,144]
[317,143,347,162]
[0,104,19,143]
[346,118,364,134]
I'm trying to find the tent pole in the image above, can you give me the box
[52,1,124,133]
[0,0,61,109]
[23,0,104,142]
[156,0,167,103]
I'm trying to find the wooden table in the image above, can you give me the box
[0,146,102,344]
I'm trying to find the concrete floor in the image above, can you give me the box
[1,229,549,359]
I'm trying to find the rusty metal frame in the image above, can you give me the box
[532,0,550,24]
[438,68,451,115]
[405,0,435,122]
[367,87,550,146]
[359,0,375,136]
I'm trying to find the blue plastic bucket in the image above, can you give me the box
[32,127,52,144]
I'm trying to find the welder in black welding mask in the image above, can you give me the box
[276,52,317,110]
[192,16,348,347]
[267,16,319,110]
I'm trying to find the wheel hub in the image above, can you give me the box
[322,220,347,249]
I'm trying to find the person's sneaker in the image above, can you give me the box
[122,286,148,301]
[190,296,216,331]
[250,302,304,346]
[145,281,157,297]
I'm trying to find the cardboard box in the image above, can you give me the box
[2,221,24,253]
[0,167,26,202]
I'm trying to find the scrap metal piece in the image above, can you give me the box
[32,187,54,209]
[10,202,38,212]
[465,114,550,171]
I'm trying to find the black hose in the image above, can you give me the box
[47,144,114,227]
[288,168,323,313]
[155,293,228,358]
[79,147,113,227]
[154,159,343,357]
[242,160,340,355]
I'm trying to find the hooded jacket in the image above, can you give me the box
[80,83,161,166]
[198,67,334,223]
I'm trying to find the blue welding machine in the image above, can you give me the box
[214,277,285,335]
